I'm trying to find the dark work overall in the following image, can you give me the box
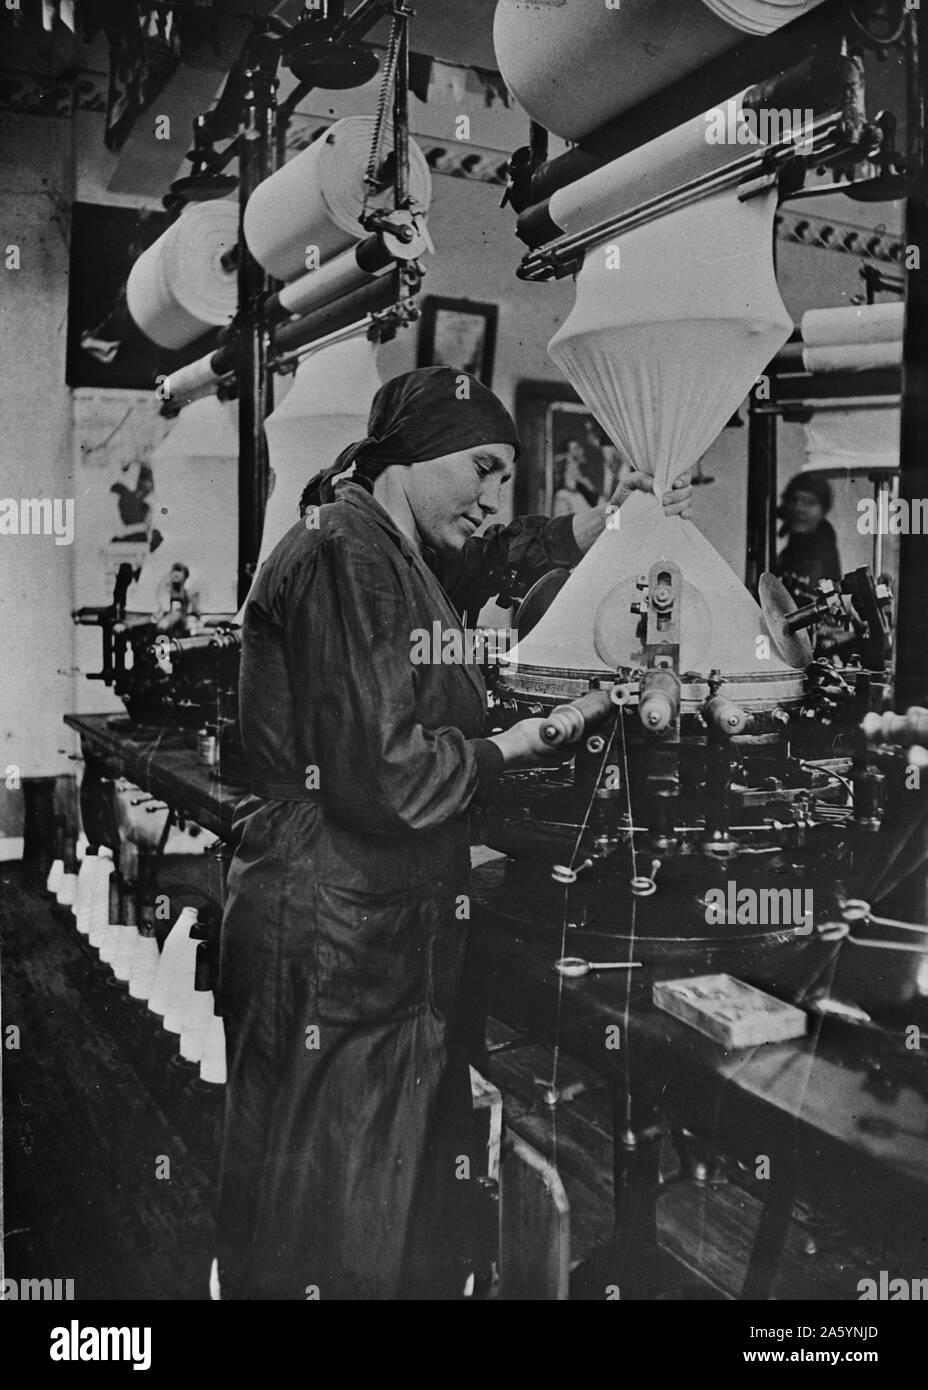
[216,481,580,1300]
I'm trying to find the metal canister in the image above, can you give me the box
[197,726,219,768]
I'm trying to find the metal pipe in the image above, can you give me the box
[236,65,277,609]
[519,127,853,281]
[271,275,394,357]
[268,235,392,318]
[746,387,778,594]
[893,5,928,708]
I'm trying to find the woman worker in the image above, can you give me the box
[217,366,693,1300]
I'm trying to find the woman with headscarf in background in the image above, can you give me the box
[774,473,842,608]
[217,367,693,1301]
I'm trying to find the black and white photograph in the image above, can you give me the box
[2,0,928,1354]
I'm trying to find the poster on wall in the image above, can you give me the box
[72,390,172,610]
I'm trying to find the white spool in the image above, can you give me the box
[199,1014,227,1084]
[87,851,114,950]
[56,871,77,908]
[492,0,827,142]
[127,934,160,1002]
[72,850,99,931]
[179,988,216,1064]
[127,201,239,350]
[110,924,142,982]
[243,117,432,283]
[148,906,199,1019]
[46,858,64,894]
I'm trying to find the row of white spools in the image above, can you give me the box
[45,841,226,1085]
[127,116,432,350]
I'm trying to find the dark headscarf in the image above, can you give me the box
[299,366,520,512]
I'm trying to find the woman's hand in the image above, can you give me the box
[608,465,695,520]
[488,718,554,770]
[571,465,696,555]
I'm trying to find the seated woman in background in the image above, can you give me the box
[774,473,842,608]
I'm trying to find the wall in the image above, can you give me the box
[0,114,78,853]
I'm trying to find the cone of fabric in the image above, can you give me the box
[236,332,382,619]
[508,185,803,709]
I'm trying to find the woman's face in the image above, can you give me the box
[403,443,515,553]
[786,489,825,535]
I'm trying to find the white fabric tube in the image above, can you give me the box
[801,304,905,348]
[802,342,903,374]
[547,90,755,239]
[127,201,238,350]
[163,354,224,410]
[493,0,827,142]
[278,245,390,319]
[244,117,431,284]
[804,409,900,474]
[236,331,382,619]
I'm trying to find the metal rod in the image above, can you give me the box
[751,396,900,415]
[519,129,856,281]
[271,275,395,356]
[393,5,410,210]
[746,389,778,594]
[893,6,928,708]
[236,65,277,610]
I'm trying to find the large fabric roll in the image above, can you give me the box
[801,303,905,373]
[244,117,431,284]
[127,201,238,349]
[547,89,754,239]
[493,0,827,142]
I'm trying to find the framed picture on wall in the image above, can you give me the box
[417,295,498,388]
[513,379,627,519]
